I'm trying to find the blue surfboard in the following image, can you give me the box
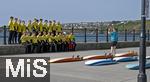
[85,59,117,66]
[114,57,138,62]
[126,60,150,70]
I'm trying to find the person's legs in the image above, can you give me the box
[111,41,117,56]
[37,43,41,53]
[113,46,116,55]
[14,31,17,44]
[11,31,15,44]
[51,43,56,52]
[73,42,76,51]
[35,44,38,53]
[46,42,49,52]
[66,42,69,51]
[61,42,64,51]
[49,43,52,52]
[43,42,47,53]
[110,46,114,54]
[18,32,22,44]
[57,43,59,52]
[28,44,32,53]
[60,42,62,52]
[8,31,13,44]
[31,44,35,53]
[25,43,28,54]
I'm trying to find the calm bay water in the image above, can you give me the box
[0,32,143,44]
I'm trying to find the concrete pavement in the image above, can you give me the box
[0,47,150,82]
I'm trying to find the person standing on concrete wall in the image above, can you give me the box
[17,20,22,44]
[13,18,18,44]
[8,16,14,44]
[108,24,118,56]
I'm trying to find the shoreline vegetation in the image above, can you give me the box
[1,20,150,33]
[63,20,150,32]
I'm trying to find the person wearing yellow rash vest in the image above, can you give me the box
[51,33,57,52]
[20,32,31,53]
[47,32,53,52]
[56,22,62,33]
[41,31,48,52]
[31,32,38,53]
[68,33,76,51]
[65,33,70,51]
[17,20,22,43]
[43,20,48,32]
[61,33,66,51]
[21,21,26,33]
[20,32,27,45]
[52,20,57,35]
[13,18,18,44]
[25,32,32,53]
[8,16,14,44]
[27,20,32,33]
[55,33,62,52]
[31,18,38,33]
[48,20,53,33]
[38,19,43,33]
[37,32,43,53]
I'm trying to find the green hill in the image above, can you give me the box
[113,20,150,32]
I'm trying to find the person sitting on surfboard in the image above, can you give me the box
[108,24,118,57]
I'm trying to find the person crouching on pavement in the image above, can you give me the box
[55,32,62,52]
[20,32,31,53]
[60,32,66,52]
[51,33,57,52]
[42,31,48,52]
[37,32,43,53]
[68,32,76,51]
[31,32,38,53]
[47,32,53,52]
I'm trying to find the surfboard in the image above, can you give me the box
[115,51,138,57]
[83,54,113,60]
[126,60,150,70]
[49,55,83,63]
[85,59,117,66]
[83,51,137,60]
[114,57,138,62]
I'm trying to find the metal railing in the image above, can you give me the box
[0,26,150,45]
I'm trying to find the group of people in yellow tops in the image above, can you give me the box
[8,16,76,53]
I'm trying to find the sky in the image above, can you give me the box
[0,0,146,25]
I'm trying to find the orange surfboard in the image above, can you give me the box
[49,55,83,63]
[83,51,137,60]
[83,54,113,60]
[115,51,137,57]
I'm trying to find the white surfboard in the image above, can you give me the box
[126,60,150,70]
[114,57,138,62]
[85,59,117,66]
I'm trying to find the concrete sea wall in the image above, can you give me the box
[0,42,150,55]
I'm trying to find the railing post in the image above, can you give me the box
[3,25,6,45]
[133,29,135,41]
[96,28,98,42]
[125,29,127,41]
[71,27,74,34]
[84,28,87,43]
[147,30,149,41]
[106,29,109,42]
